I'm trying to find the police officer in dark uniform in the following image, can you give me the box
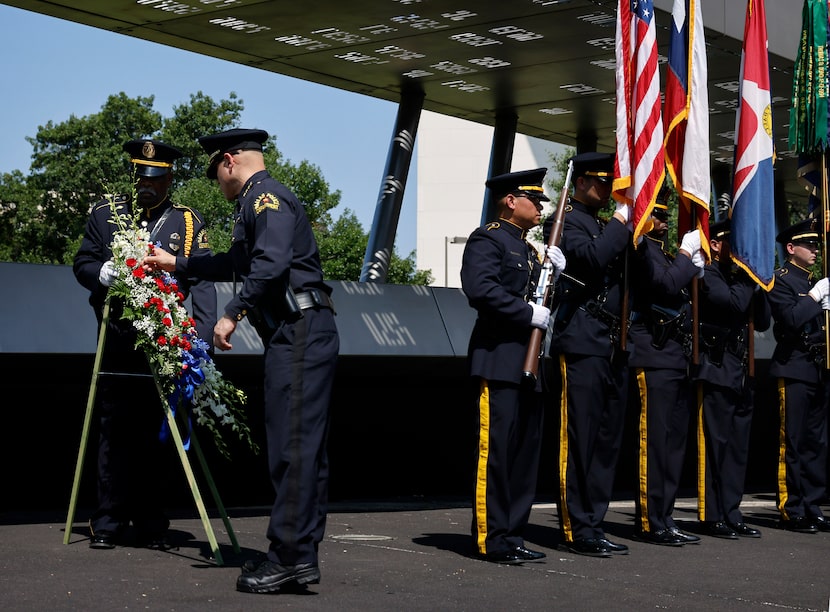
[74,139,217,550]
[767,218,830,534]
[144,128,340,593]
[543,151,631,558]
[461,168,566,565]
[695,218,770,540]
[627,193,704,546]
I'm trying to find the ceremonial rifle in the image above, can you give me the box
[521,159,573,386]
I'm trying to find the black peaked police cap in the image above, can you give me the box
[776,217,821,246]
[123,139,183,178]
[199,128,269,179]
[570,151,614,184]
[485,168,550,202]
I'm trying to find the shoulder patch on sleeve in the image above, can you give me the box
[254,193,281,215]
[196,228,210,250]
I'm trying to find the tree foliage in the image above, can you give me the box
[0,92,430,283]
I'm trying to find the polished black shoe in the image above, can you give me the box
[89,530,116,550]
[513,546,546,561]
[634,528,685,546]
[702,521,739,540]
[599,538,629,555]
[481,550,525,565]
[236,560,321,594]
[558,538,612,558]
[812,516,830,532]
[779,516,818,533]
[669,527,701,544]
[729,522,761,538]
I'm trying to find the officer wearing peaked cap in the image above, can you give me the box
[461,167,564,565]
[144,128,339,593]
[767,217,830,534]
[73,138,216,551]
[694,216,770,540]
[542,151,633,558]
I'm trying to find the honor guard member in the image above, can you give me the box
[144,128,340,592]
[767,218,830,534]
[461,168,566,565]
[73,139,217,550]
[627,191,704,546]
[695,218,770,539]
[543,151,631,558]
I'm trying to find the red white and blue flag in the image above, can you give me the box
[613,0,665,246]
[731,0,776,290]
[664,0,710,250]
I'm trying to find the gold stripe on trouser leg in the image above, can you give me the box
[558,355,572,541]
[775,378,790,519]
[635,368,650,531]
[696,381,706,520]
[474,379,491,554]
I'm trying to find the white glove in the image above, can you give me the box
[691,250,705,279]
[680,229,701,256]
[808,277,830,302]
[614,202,631,223]
[529,303,551,329]
[546,245,566,281]
[98,260,117,287]
[822,295,830,311]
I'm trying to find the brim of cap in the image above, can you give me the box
[135,165,169,178]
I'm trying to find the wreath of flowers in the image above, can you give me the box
[105,198,258,459]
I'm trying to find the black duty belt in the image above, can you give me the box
[295,288,335,311]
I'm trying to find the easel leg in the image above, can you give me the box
[64,301,111,545]
[189,433,241,553]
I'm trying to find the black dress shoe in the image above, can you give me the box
[703,521,739,540]
[779,516,818,533]
[669,527,701,544]
[634,528,685,546]
[89,530,116,550]
[558,538,612,558]
[812,516,830,532]
[481,550,524,565]
[599,538,629,554]
[236,560,321,594]
[729,522,761,538]
[513,546,546,561]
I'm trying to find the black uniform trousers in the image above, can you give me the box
[91,318,170,538]
[472,379,544,555]
[263,307,339,567]
[633,367,694,533]
[697,381,754,524]
[776,377,828,521]
[557,353,628,543]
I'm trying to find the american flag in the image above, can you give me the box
[730,0,776,290]
[664,0,710,250]
[613,0,665,246]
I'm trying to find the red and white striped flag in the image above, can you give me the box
[613,0,666,246]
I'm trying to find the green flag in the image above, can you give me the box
[789,0,829,154]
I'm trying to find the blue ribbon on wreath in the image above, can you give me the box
[159,336,210,449]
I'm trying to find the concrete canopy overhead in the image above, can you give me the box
[0,0,806,204]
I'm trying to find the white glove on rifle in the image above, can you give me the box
[680,229,701,256]
[98,260,117,287]
[529,303,551,329]
[691,250,705,279]
[808,277,830,302]
[546,245,566,281]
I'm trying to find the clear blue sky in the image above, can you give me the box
[0,4,417,255]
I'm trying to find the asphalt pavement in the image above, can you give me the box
[1,493,828,611]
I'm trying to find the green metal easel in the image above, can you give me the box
[64,299,240,565]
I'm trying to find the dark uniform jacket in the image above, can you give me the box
[628,234,697,370]
[180,170,332,330]
[767,261,825,384]
[546,198,630,358]
[461,219,541,386]
[695,260,771,389]
[74,196,216,342]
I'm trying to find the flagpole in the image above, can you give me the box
[823,150,830,368]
